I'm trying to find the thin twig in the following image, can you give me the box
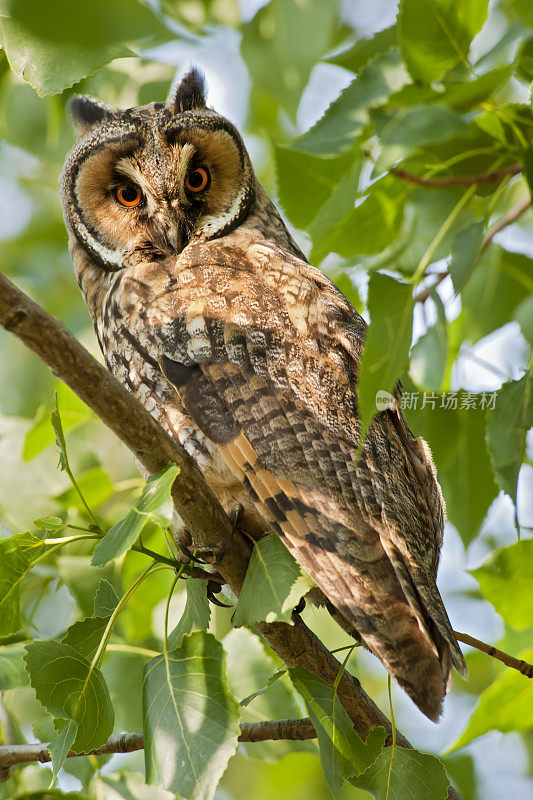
[454,631,533,678]
[413,271,449,304]
[480,195,532,254]
[392,164,522,187]
[0,722,317,777]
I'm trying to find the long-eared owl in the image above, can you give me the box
[60,68,466,721]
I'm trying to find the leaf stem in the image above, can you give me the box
[106,643,160,658]
[52,396,104,534]
[130,542,181,570]
[91,563,168,670]
[164,572,182,655]
[412,184,477,284]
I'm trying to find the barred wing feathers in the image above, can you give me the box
[145,243,466,721]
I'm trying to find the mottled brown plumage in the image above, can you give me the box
[60,68,466,721]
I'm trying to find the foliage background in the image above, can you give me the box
[0,0,532,799]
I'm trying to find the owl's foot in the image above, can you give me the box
[176,541,208,565]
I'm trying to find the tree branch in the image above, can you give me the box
[480,195,532,255]
[392,164,522,187]
[0,721,317,776]
[454,631,533,678]
[0,272,461,800]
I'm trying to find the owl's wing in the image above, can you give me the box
[145,245,465,720]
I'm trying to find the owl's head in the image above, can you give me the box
[60,69,255,272]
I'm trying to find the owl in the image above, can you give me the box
[60,68,466,721]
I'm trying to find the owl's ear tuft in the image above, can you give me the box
[68,95,117,135]
[168,67,207,113]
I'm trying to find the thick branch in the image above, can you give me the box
[392,164,521,187]
[0,271,249,589]
[0,273,461,800]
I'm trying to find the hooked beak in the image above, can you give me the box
[150,209,193,256]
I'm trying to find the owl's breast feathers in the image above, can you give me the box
[101,236,466,720]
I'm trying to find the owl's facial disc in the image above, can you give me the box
[61,71,255,272]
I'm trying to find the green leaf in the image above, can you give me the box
[0,1,132,96]
[34,516,65,531]
[92,464,179,566]
[517,37,533,82]
[55,468,114,511]
[0,643,30,690]
[93,579,120,618]
[403,390,498,545]
[358,274,414,439]
[372,105,467,149]
[233,534,313,626]
[23,384,92,462]
[486,374,533,505]
[49,718,78,782]
[143,631,240,800]
[448,221,484,292]
[514,295,533,346]
[11,0,168,49]
[400,185,477,270]
[309,174,403,263]
[1,0,170,96]
[352,745,450,799]
[409,295,448,390]
[471,540,533,630]
[57,555,116,618]
[294,49,411,155]
[0,533,45,637]
[239,668,287,707]
[167,579,211,650]
[326,26,397,73]
[398,0,489,83]
[290,666,385,796]
[242,0,339,122]
[436,65,513,111]
[24,639,114,753]
[274,146,358,229]
[59,579,117,664]
[523,145,533,197]
[449,648,533,751]
[61,616,110,662]
[224,628,313,760]
[51,398,68,472]
[459,247,533,342]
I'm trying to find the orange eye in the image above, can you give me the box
[115,184,143,207]
[185,167,209,193]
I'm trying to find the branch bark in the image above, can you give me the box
[454,631,533,678]
[0,721,317,775]
[0,272,461,800]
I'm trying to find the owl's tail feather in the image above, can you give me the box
[220,432,459,721]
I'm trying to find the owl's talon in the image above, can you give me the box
[230,503,243,536]
[177,542,207,564]
[293,596,306,615]
[207,581,232,607]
